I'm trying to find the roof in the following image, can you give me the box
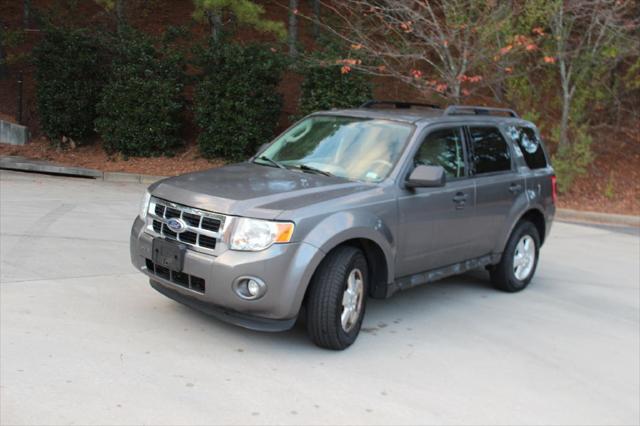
[314,104,529,124]
[315,108,442,124]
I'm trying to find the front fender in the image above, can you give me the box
[302,210,396,284]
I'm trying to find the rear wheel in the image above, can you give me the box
[491,221,540,292]
[306,246,368,350]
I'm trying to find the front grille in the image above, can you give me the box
[202,217,221,232]
[198,234,217,249]
[183,212,201,227]
[180,231,198,245]
[145,258,206,293]
[146,197,226,253]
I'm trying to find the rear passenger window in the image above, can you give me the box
[414,127,466,178]
[507,126,548,169]
[469,127,511,174]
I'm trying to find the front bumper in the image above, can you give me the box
[149,280,296,331]
[129,217,323,331]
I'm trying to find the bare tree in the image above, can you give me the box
[115,0,125,34]
[193,0,286,44]
[310,0,321,39]
[289,0,299,57]
[94,0,127,33]
[0,21,5,79]
[547,0,637,148]
[321,0,532,102]
[23,0,31,29]
[206,10,223,43]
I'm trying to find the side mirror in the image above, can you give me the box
[406,165,446,188]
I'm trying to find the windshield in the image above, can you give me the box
[257,116,413,182]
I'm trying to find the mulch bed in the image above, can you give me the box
[0,137,224,177]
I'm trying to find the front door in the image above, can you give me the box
[396,126,478,277]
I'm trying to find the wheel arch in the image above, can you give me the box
[301,236,392,312]
[499,207,547,254]
[519,208,547,245]
[334,237,390,299]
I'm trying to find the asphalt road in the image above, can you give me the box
[1,170,639,426]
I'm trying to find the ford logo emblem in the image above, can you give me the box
[166,218,187,233]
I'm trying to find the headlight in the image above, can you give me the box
[139,190,151,220]
[230,218,294,251]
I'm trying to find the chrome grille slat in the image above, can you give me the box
[146,197,227,253]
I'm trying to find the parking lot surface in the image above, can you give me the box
[1,170,639,425]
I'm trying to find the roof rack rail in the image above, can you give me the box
[360,100,442,110]
[443,105,519,118]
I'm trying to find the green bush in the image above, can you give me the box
[95,30,185,157]
[551,125,594,193]
[33,27,105,144]
[195,42,286,161]
[299,65,372,117]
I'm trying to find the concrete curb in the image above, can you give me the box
[0,155,166,184]
[103,171,167,184]
[556,208,639,227]
[0,155,102,178]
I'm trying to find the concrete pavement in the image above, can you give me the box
[1,170,639,425]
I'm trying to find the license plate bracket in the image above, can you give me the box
[152,238,186,272]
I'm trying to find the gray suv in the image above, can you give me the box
[130,101,556,350]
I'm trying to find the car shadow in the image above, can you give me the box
[164,269,497,352]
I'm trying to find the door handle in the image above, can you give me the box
[452,192,468,209]
[509,183,523,194]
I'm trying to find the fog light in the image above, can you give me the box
[247,279,260,296]
[233,277,267,300]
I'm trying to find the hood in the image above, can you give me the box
[150,162,374,219]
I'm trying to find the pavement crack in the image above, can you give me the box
[0,233,127,244]
[0,272,139,285]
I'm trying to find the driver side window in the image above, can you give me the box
[414,128,466,179]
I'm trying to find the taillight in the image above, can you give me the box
[551,175,558,204]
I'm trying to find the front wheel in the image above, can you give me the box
[491,221,540,292]
[306,246,368,350]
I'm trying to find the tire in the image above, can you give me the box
[491,221,541,292]
[306,246,368,350]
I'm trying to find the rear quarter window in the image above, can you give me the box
[507,126,548,169]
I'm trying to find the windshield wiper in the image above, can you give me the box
[254,155,286,169]
[295,164,333,177]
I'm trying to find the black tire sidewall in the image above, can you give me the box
[305,246,369,350]
[504,222,540,291]
[335,253,369,344]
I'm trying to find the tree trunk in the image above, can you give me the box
[0,21,6,79]
[207,11,223,44]
[559,90,571,149]
[310,0,320,39]
[288,0,299,57]
[558,56,572,149]
[116,0,125,34]
[450,79,461,103]
[23,0,30,29]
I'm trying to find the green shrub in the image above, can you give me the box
[299,64,372,117]
[95,30,185,157]
[551,125,594,193]
[195,42,286,161]
[33,27,105,144]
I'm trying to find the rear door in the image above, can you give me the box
[467,125,525,256]
[396,125,477,277]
